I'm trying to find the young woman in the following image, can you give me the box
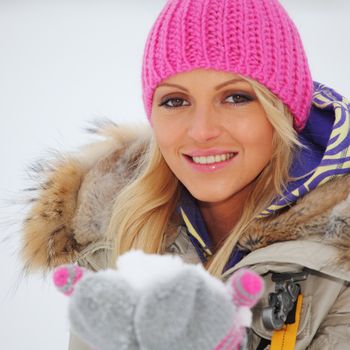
[22,0,350,349]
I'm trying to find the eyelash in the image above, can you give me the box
[159,93,253,109]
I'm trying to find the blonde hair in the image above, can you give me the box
[107,76,302,278]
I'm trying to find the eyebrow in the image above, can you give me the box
[157,78,246,92]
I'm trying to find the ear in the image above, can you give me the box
[228,268,264,308]
[53,264,85,296]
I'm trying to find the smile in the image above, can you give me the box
[183,151,238,173]
[191,153,236,165]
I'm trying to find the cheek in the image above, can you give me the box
[151,107,189,150]
[153,126,174,154]
[152,118,183,162]
[231,111,274,161]
[248,124,273,150]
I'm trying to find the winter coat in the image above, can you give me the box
[21,82,350,350]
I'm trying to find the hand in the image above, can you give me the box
[53,251,263,350]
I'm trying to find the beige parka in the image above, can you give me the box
[21,121,350,350]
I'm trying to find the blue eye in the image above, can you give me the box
[159,97,189,109]
[225,93,252,104]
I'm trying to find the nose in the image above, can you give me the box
[187,104,221,143]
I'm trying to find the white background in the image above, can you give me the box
[0,1,349,349]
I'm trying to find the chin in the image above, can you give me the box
[187,187,233,204]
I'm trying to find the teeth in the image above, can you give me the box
[215,155,221,162]
[192,153,235,165]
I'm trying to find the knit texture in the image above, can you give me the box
[141,0,313,131]
[53,252,264,350]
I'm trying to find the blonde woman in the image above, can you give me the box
[22,0,350,349]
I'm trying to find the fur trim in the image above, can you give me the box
[21,121,151,272]
[239,174,350,268]
[21,121,350,272]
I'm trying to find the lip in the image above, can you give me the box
[185,149,236,157]
[183,152,238,173]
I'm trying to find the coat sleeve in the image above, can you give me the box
[308,282,350,349]
[76,241,114,271]
[68,333,92,350]
[66,242,114,350]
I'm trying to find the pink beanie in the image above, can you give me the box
[141,0,313,131]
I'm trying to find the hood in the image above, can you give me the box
[178,82,350,270]
[20,83,350,273]
[21,122,151,272]
[260,81,350,216]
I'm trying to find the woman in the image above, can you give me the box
[22,0,350,349]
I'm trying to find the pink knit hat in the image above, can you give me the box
[141,0,313,131]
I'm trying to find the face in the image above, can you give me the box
[151,68,274,207]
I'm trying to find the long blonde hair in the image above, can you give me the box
[107,76,302,278]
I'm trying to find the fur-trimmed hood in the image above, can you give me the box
[21,82,350,274]
[21,122,151,272]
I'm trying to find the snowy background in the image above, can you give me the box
[0,0,349,349]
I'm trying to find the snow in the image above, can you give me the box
[0,1,349,349]
[115,250,227,295]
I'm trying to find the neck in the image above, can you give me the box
[198,183,254,252]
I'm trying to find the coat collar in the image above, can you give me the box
[260,81,350,216]
[178,81,350,272]
[221,240,350,283]
[20,84,350,275]
[177,187,248,271]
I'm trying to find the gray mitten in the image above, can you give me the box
[69,270,139,350]
[53,251,263,350]
[135,266,235,350]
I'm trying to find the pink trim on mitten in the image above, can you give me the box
[230,269,264,308]
[215,322,245,350]
[53,265,84,296]
[215,269,264,350]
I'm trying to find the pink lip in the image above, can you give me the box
[183,152,238,173]
[185,149,236,157]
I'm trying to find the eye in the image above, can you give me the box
[224,93,253,105]
[159,97,190,109]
